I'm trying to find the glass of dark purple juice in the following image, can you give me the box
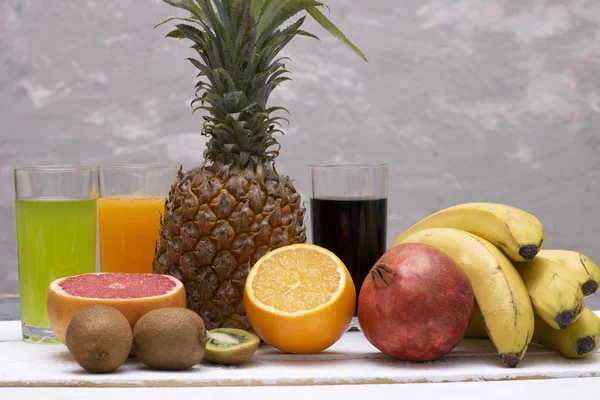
[309,164,388,328]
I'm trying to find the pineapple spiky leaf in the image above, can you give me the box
[296,29,320,40]
[265,105,290,115]
[306,6,368,62]
[166,29,188,39]
[255,0,324,45]
[156,17,201,30]
[251,0,269,19]
[159,0,365,168]
[163,0,205,21]
[175,24,206,44]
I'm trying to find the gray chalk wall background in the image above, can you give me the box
[1,0,600,314]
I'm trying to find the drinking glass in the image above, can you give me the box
[14,166,98,343]
[309,164,388,327]
[98,165,178,274]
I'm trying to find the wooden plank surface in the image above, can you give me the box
[2,378,600,400]
[1,320,599,388]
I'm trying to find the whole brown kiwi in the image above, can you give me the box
[133,307,207,370]
[65,305,133,373]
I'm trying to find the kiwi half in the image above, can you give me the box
[204,328,260,365]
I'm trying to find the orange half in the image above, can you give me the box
[244,244,356,354]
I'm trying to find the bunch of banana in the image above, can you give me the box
[467,304,600,359]
[391,202,600,367]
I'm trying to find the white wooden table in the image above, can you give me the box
[1,319,600,399]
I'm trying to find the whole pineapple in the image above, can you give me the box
[154,0,366,331]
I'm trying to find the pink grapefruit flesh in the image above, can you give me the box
[56,273,178,299]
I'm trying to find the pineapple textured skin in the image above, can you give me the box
[154,163,306,331]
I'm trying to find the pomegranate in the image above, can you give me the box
[358,243,474,362]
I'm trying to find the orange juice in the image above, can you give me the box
[98,196,165,273]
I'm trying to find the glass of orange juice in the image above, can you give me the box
[98,165,178,273]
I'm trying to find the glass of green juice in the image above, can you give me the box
[14,165,98,343]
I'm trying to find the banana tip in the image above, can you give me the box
[576,336,596,356]
[500,353,520,368]
[582,281,598,296]
[518,244,539,260]
[555,310,579,330]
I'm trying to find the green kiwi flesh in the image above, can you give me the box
[204,328,260,365]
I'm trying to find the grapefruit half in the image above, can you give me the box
[47,273,186,344]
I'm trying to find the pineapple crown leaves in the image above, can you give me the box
[158,0,367,168]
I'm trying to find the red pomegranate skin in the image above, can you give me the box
[358,243,474,362]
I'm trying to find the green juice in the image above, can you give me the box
[15,198,97,334]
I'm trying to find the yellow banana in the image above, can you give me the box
[533,308,600,358]
[537,250,600,296]
[468,304,600,359]
[515,257,584,330]
[391,202,545,261]
[397,227,534,368]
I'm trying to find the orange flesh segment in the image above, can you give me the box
[252,248,341,312]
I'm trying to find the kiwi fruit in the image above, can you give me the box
[204,328,260,365]
[133,307,207,370]
[65,305,132,373]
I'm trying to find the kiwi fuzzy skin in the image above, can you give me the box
[65,305,133,373]
[133,307,207,370]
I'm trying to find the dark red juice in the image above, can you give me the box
[310,197,387,314]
